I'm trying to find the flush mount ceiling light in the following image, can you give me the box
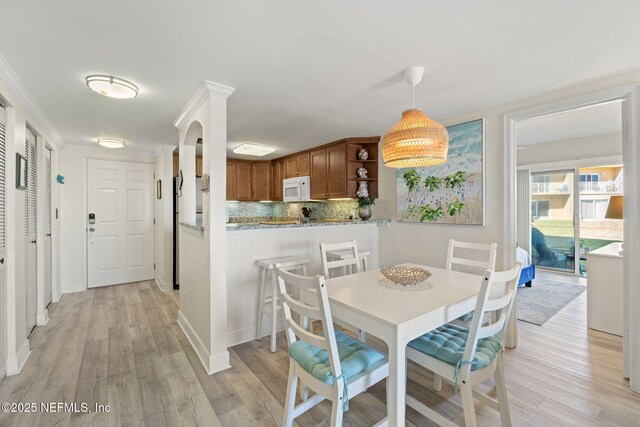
[382,66,449,168]
[233,143,275,156]
[98,138,126,149]
[86,75,139,99]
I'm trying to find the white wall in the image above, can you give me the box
[517,133,622,166]
[58,145,155,293]
[154,145,175,291]
[377,70,640,271]
[0,63,62,375]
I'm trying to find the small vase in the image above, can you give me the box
[358,206,372,221]
[358,148,369,161]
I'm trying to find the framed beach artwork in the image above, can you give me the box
[396,118,484,225]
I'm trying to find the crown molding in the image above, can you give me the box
[174,80,235,130]
[0,53,64,148]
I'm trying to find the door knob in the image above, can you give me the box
[89,227,95,232]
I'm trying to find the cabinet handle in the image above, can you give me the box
[0,258,4,264]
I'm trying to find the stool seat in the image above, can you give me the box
[257,256,311,270]
[256,256,310,352]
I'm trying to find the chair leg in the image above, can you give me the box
[329,399,344,427]
[256,267,266,341]
[433,374,443,392]
[362,256,368,272]
[283,363,298,427]
[270,269,278,353]
[495,353,512,427]
[460,383,478,427]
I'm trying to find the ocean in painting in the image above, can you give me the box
[396,119,484,225]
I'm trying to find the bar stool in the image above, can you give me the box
[256,256,311,352]
[325,249,371,275]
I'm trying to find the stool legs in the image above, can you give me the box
[256,267,267,341]
[270,269,278,352]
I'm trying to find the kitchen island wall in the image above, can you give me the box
[226,221,388,346]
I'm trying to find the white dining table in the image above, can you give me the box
[326,263,483,427]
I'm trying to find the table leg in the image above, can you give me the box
[386,338,407,427]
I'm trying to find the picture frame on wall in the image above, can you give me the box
[395,118,485,226]
[16,153,27,190]
[156,179,162,199]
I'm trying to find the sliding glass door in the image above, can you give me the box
[530,170,576,273]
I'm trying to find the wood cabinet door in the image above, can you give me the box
[272,160,282,200]
[310,148,327,199]
[226,161,237,200]
[252,163,271,200]
[285,157,298,179]
[236,162,252,201]
[296,153,310,176]
[173,152,179,177]
[327,143,346,198]
[196,155,203,177]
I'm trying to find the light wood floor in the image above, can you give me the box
[0,279,638,427]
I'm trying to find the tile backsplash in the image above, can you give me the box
[227,200,359,222]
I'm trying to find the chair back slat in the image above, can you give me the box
[276,267,342,377]
[446,239,497,274]
[459,264,521,379]
[320,240,361,278]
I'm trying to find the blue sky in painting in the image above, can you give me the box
[397,119,483,177]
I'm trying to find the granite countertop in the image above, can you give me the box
[226,219,390,231]
[180,220,205,231]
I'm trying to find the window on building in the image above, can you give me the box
[531,200,550,219]
[581,199,609,220]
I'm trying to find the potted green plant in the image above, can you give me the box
[357,196,375,221]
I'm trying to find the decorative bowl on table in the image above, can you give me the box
[380,266,431,286]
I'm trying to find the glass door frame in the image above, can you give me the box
[529,167,581,276]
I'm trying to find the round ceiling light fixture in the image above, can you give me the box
[86,75,139,99]
[98,138,127,149]
[382,66,449,168]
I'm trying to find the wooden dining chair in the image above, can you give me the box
[406,264,522,427]
[320,240,366,341]
[275,267,389,427]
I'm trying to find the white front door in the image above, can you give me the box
[25,131,37,335]
[87,160,154,288]
[44,148,52,305]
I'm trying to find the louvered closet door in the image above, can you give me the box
[25,131,37,335]
[0,106,7,378]
[44,148,52,306]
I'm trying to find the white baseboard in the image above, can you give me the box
[52,290,62,303]
[155,275,173,292]
[0,359,6,379]
[6,339,31,376]
[227,319,284,347]
[36,309,49,326]
[61,281,86,294]
[177,310,230,374]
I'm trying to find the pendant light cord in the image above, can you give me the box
[412,84,416,109]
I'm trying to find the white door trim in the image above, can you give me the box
[504,83,640,392]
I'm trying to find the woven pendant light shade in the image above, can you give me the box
[382,108,449,168]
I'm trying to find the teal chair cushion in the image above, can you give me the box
[408,322,502,370]
[289,330,385,385]
[457,311,474,323]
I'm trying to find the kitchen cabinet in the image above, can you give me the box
[285,153,310,178]
[272,159,283,201]
[252,162,271,200]
[310,143,346,199]
[227,160,252,201]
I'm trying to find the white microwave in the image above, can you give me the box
[283,176,311,202]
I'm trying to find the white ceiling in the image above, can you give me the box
[1,1,639,157]
[516,101,623,146]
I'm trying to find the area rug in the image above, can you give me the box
[517,279,586,326]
